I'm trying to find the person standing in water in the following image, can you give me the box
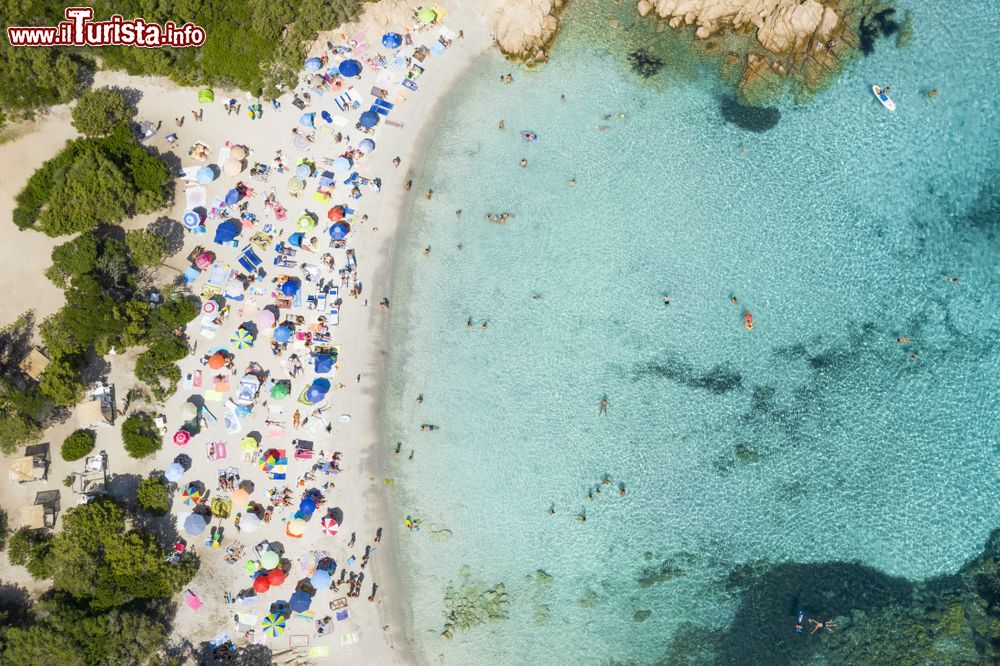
[597,397,609,415]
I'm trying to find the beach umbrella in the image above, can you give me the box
[214,219,240,244]
[270,381,290,399]
[222,158,243,176]
[273,326,292,344]
[225,281,245,299]
[293,134,310,150]
[332,156,353,173]
[320,515,338,536]
[289,590,311,612]
[240,512,261,533]
[311,75,326,88]
[261,613,286,637]
[358,138,375,154]
[181,485,201,506]
[329,222,349,241]
[310,569,332,589]
[295,163,312,179]
[225,188,242,205]
[286,518,305,538]
[165,462,185,482]
[253,575,271,594]
[338,59,362,77]
[230,328,254,350]
[194,251,215,269]
[230,488,249,505]
[180,402,198,421]
[173,429,191,446]
[327,206,345,222]
[202,300,218,317]
[287,177,305,193]
[208,352,226,369]
[260,550,280,570]
[300,112,315,128]
[229,145,246,160]
[298,498,316,516]
[182,210,201,229]
[296,215,316,232]
[306,378,330,403]
[254,309,276,328]
[382,32,402,49]
[281,280,300,297]
[198,88,215,103]
[417,7,437,22]
[241,436,258,452]
[196,165,215,184]
[304,57,323,72]
[286,233,304,248]
[359,111,378,128]
[267,568,287,586]
[314,354,334,374]
[183,512,207,535]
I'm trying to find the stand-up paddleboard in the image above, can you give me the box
[872,85,896,111]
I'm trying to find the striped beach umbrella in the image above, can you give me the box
[230,328,254,350]
[183,210,201,229]
[320,516,338,536]
[261,613,286,637]
[287,177,305,193]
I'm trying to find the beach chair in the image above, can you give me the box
[374,98,394,111]
[370,103,389,116]
[237,247,262,275]
[328,307,339,327]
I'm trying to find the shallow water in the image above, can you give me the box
[383,1,1000,663]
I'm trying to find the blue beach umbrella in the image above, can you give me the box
[213,219,240,244]
[261,613,286,637]
[332,156,353,173]
[359,111,378,128]
[305,378,329,403]
[182,210,201,229]
[273,326,292,343]
[299,498,316,515]
[288,232,305,248]
[310,569,332,589]
[183,513,207,536]
[289,590,312,612]
[329,223,349,240]
[295,163,312,178]
[382,32,402,49]
[281,280,299,297]
[300,112,315,128]
[338,59,361,77]
[164,462,185,482]
[196,165,215,184]
[225,188,241,205]
[304,57,323,72]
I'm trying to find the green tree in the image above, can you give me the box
[71,87,132,137]
[125,228,169,267]
[38,152,131,236]
[1,621,83,665]
[38,356,85,407]
[7,527,54,579]
[46,233,99,286]
[0,406,42,454]
[137,475,171,515]
[121,412,161,458]
[61,429,95,461]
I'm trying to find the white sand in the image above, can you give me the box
[1,2,501,663]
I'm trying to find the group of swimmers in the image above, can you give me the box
[546,475,626,522]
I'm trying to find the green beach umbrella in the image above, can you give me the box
[296,215,316,231]
[417,7,437,22]
[260,550,280,569]
[270,382,289,399]
[230,328,254,350]
[199,88,215,103]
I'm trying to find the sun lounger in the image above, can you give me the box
[373,98,394,110]
[370,104,389,116]
[238,246,263,274]
[328,307,339,327]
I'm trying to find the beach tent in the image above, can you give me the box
[338,59,362,77]
[183,512,207,536]
[288,232,305,248]
[358,138,375,154]
[327,206,345,222]
[224,188,242,205]
[214,219,241,245]
[300,113,315,128]
[332,156,353,173]
[273,326,292,343]
[304,57,323,72]
[196,165,215,184]
[199,88,215,103]
[382,32,402,49]
[359,111,378,128]
[417,7,437,22]
[329,222,349,241]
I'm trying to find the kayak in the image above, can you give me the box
[743,311,753,330]
[520,131,538,141]
[872,85,896,111]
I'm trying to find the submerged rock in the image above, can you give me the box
[441,573,511,637]
[634,609,652,622]
[627,48,666,78]
[720,96,780,132]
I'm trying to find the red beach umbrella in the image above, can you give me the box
[253,574,271,593]
[173,429,191,446]
[267,568,286,586]
[327,206,344,222]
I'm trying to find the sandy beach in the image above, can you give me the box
[0,1,498,662]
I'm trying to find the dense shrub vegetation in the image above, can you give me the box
[61,429,95,461]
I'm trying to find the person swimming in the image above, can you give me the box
[897,336,912,344]
[794,611,805,634]
[809,618,836,634]
[420,424,438,431]
[597,397,609,415]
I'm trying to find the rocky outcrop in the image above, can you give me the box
[634,0,874,103]
[489,0,566,63]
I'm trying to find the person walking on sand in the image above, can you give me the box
[368,583,379,601]
[425,189,433,200]
[292,409,302,429]
[393,156,401,167]
[597,397,609,415]
[375,527,383,543]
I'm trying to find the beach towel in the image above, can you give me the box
[186,186,207,208]
[294,610,315,622]
[193,370,203,388]
[340,632,358,646]
[289,634,310,648]
[334,609,349,621]
[268,428,284,440]
[214,381,230,392]
[236,613,259,627]
[204,389,226,402]
[308,646,330,658]
[224,411,241,433]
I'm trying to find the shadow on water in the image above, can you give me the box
[636,357,743,394]
[719,95,780,132]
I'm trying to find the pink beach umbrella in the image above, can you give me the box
[173,429,191,446]
[222,157,243,175]
[195,251,215,269]
[254,308,276,329]
[320,516,338,536]
[184,589,203,610]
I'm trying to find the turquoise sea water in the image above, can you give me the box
[383,1,1000,663]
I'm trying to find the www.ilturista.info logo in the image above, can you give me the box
[6,7,205,47]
